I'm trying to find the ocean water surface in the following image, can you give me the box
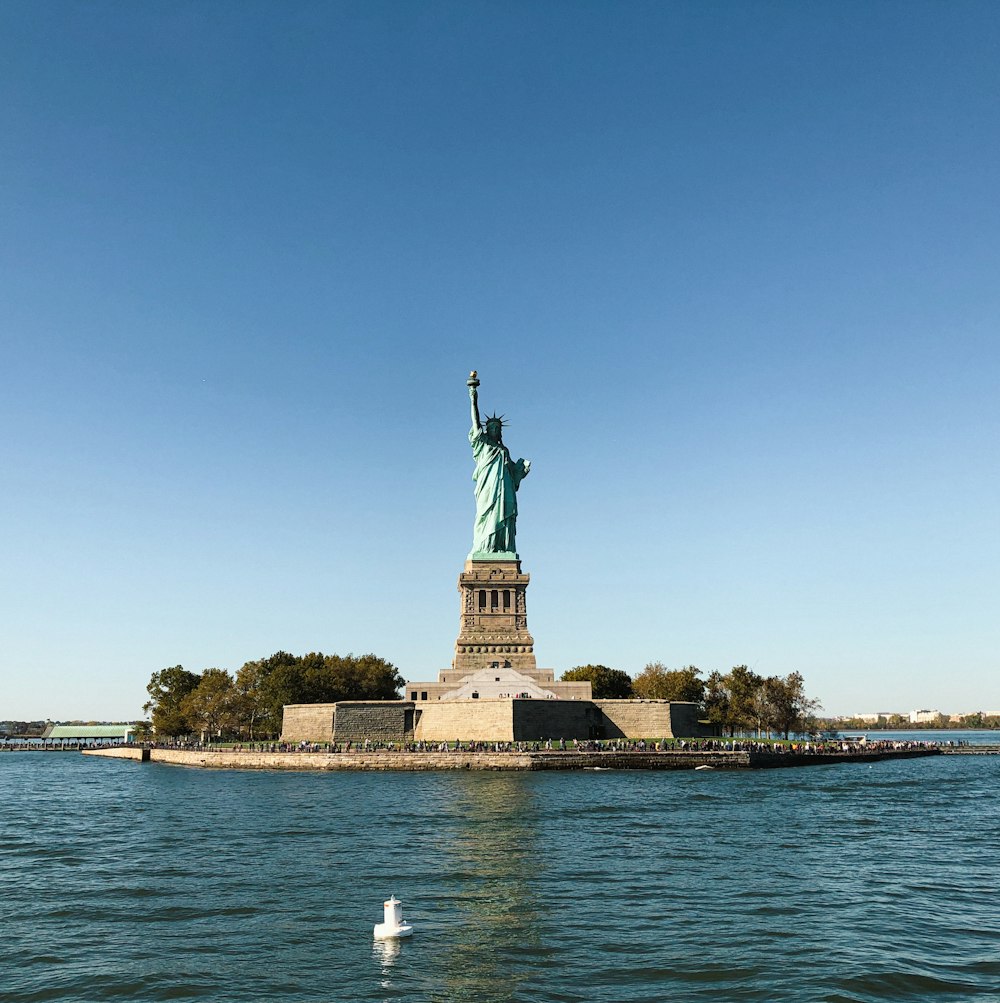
[2,752,999,1002]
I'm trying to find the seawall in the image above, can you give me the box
[82,746,939,771]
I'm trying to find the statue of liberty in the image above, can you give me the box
[467,371,530,559]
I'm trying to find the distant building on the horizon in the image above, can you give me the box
[909,709,942,724]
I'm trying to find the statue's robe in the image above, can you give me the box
[469,424,528,556]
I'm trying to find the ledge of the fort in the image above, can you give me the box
[82,746,940,771]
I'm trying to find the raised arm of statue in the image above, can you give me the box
[467,371,481,432]
[469,386,481,431]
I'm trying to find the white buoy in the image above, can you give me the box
[373,895,413,939]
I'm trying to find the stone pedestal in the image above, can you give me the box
[400,556,591,702]
[452,559,536,674]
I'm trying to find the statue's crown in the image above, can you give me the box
[483,411,506,429]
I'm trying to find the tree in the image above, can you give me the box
[703,670,731,734]
[800,711,825,738]
[726,665,763,735]
[325,652,404,701]
[701,667,821,738]
[750,676,780,738]
[132,720,153,743]
[235,658,276,740]
[241,650,302,737]
[759,676,785,737]
[143,665,201,737]
[764,671,822,738]
[238,650,405,735]
[632,662,705,702]
[181,668,241,740]
[560,665,634,698]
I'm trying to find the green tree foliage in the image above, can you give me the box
[560,665,634,699]
[700,666,821,737]
[726,665,764,735]
[239,650,303,737]
[233,651,404,738]
[143,665,201,737]
[632,662,705,702]
[703,670,731,733]
[764,671,821,739]
[144,652,403,740]
[234,658,274,741]
[181,668,241,739]
[132,720,153,742]
[266,651,402,705]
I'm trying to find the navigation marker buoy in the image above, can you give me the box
[373,895,413,939]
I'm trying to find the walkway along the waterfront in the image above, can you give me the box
[82,745,941,771]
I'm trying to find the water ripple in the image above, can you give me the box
[3,754,1000,1001]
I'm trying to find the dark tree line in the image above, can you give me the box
[560,662,821,737]
[559,662,706,702]
[703,666,821,738]
[143,651,403,739]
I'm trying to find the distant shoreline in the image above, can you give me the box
[838,726,1000,733]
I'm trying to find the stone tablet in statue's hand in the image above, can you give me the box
[522,459,531,475]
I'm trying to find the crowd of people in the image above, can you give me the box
[115,736,947,755]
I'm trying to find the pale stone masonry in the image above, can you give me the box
[281,699,706,744]
[277,703,335,741]
[404,557,590,703]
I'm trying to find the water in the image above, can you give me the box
[2,753,1000,1002]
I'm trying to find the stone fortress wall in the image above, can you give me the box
[278,703,336,742]
[280,699,711,744]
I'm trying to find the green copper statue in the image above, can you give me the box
[467,371,530,559]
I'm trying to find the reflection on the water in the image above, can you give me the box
[373,933,402,996]
[372,936,401,966]
[428,772,545,1003]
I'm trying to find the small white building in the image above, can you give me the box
[909,709,942,724]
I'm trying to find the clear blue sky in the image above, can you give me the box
[2,1,998,720]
